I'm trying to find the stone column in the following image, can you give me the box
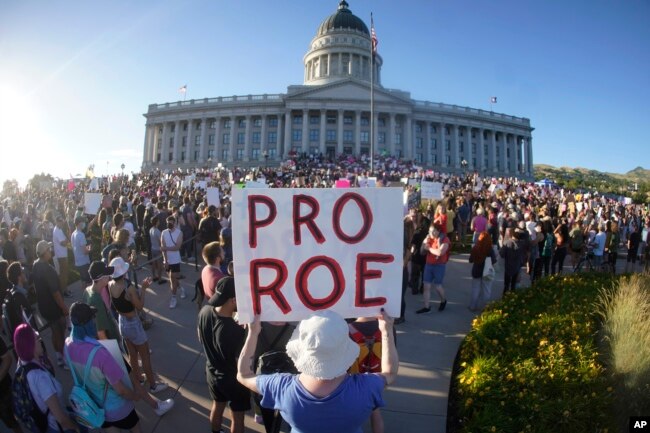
[319,110,326,155]
[260,115,268,154]
[466,127,473,170]
[283,111,292,158]
[404,116,412,160]
[302,109,309,154]
[499,132,507,174]
[372,111,379,156]
[161,122,170,164]
[478,128,485,171]
[244,115,251,161]
[337,110,344,154]
[452,124,460,168]
[439,123,447,168]
[355,110,362,155]
[199,118,208,163]
[526,136,533,176]
[142,125,151,167]
[151,124,160,165]
[229,117,236,162]
[488,130,497,173]
[424,122,431,165]
[389,113,396,156]
[173,121,181,163]
[214,117,222,163]
[184,122,192,164]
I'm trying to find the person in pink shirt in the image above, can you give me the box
[470,208,488,245]
[201,242,226,299]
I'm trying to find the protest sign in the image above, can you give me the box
[99,340,132,389]
[231,188,403,322]
[335,179,351,188]
[421,181,443,200]
[206,188,220,207]
[196,181,207,190]
[246,180,269,189]
[408,178,419,186]
[88,178,100,191]
[83,193,102,215]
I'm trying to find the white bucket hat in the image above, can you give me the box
[109,257,129,279]
[285,310,360,380]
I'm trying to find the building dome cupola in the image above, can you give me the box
[304,1,382,86]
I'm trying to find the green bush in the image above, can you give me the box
[599,273,650,429]
[450,273,618,433]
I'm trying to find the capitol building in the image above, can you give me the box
[141,1,534,177]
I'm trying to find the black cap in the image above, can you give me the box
[208,276,236,307]
[88,261,115,281]
[70,302,97,326]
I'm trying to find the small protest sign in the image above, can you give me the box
[83,193,102,215]
[421,181,443,200]
[206,188,220,207]
[335,179,351,188]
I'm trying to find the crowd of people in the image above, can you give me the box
[0,154,649,433]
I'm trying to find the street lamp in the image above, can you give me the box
[263,150,269,168]
[461,159,468,176]
[120,163,125,177]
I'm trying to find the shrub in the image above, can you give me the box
[450,273,618,433]
[599,273,650,429]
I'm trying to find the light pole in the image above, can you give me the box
[461,159,468,176]
[120,163,125,177]
[263,150,269,168]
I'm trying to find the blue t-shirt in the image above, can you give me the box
[256,373,385,433]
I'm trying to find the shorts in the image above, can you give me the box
[102,409,139,430]
[166,263,181,273]
[119,314,148,345]
[0,386,18,428]
[207,371,251,412]
[423,263,446,285]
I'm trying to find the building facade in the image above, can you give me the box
[142,1,534,177]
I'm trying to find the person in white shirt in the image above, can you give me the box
[71,217,91,285]
[52,216,71,296]
[592,224,607,267]
[161,215,184,309]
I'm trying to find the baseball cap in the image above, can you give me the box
[89,261,115,281]
[36,240,53,256]
[70,302,97,326]
[208,276,236,307]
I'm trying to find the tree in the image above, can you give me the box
[2,179,18,196]
[28,173,55,191]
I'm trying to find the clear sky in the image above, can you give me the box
[1,0,648,185]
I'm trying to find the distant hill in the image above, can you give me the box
[533,164,650,201]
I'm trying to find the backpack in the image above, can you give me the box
[256,325,297,375]
[2,289,26,338]
[65,345,107,428]
[348,322,382,374]
[12,363,51,433]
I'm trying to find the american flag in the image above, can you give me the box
[490,96,497,104]
[179,85,187,94]
[371,13,378,56]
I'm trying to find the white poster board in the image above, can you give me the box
[197,181,207,190]
[88,178,100,191]
[421,181,443,200]
[206,187,221,206]
[98,339,132,389]
[231,188,403,322]
[245,181,269,189]
[83,193,102,215]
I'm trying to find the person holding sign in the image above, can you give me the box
[237,309,398,433]
[417,223,450,314]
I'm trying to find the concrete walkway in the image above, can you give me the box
[1,252,531,433]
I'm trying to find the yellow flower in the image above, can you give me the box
[491,427,496,432]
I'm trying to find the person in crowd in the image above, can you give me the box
[179,196,197,259]
[592,223,607,267]
[64,303,144,433]
[457,198,471,247]
[237,309,398,433]
[148,215,165,284]
[0,332,23,433]
[13,324,81,433]
[470,208,487,245]
[469,232,497,311]
[606,221,620,272]
[0,229,18,265]
[220,217,233,274]
[107,257,167,394]
[52,216,70,297]
[568,220,584,268]
[32,240,69,370]
[551,218,569,274]
[500,228,525,295]
[3,262,34,337]
[201,242,225,300]
[540,219,555,276]
[417,222,450,314]
[408,217,430,295]
[198,205,222,255]
[625,222,641,273]
[197,276,250,433]
[87,209,104,261]
[161,216,184,308]
[71,217,92,286]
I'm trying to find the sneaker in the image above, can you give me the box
[179,286,187,299]
[415,307,431,314]
[438,300,447,311]
[149,382,168,394]
[63,290,73,298]
[394,317,405,324]
[169,296,177,309]
[154,398,174,416]
[254,414,264,425]
[158,278,166,285]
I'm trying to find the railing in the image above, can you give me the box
[412,99,530,124]
[149,94,284,110]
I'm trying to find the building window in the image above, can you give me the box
[446,155,451,165]
[343,130,353,142]
[269,148,277,158]
[430,125,437,134]
[292,146,301,153]
[237,132,245,145]
[268,117,278,127]
[252,132,261,144]
[183,123,188,132]
[310,116,319,125]
[496,148,500,157]
[310,129,319,142]
[416,137,423,148]
[208,149,214,159]
[168,152,173,162]
[238,119,247,128]
[431,138,437,149]
[223,133,230,144]
[471,131,476,138]
[310,146,319,155]
[193,150,199,161]
[326,129,336,142]
[432,154,437,164]
[293,115,303,125]
[292,129,302,141]
[158,127,163,134]
[252,148,260,159]
[268,131,277,144]
[415,124,422,134]
[416,153,423,163]
[344,146,353,154]
[253,118,261,127]
[484,145,489,156]
[446,140,451,151]
[459,141,464,152]
[210,121,216,129]
[459,129,464,137]
[378,118,385,127]
[222,149,229,160]
[181,151,186,161]
[395,133,401,145]
[195,136,201,146]
[361,131,369,143]
[343,116,353,125]
[472,143,477,153]
[378,132,385,143]
[445,127,450,135]
[170,124,175,133]
[361,117,369,126]
[169,137,174,147]
[224,119,231,129]
[326,114,336,124]
[472,157,477,167]
[236,148,244,160]
[209,134,215,146]
[182,136,187,146]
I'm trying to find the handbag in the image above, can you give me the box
[65,345,107,428]
[482,258,495,280]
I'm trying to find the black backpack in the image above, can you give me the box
[12,363,51,433]
[2,289,26,338]
[256,325,297,375]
